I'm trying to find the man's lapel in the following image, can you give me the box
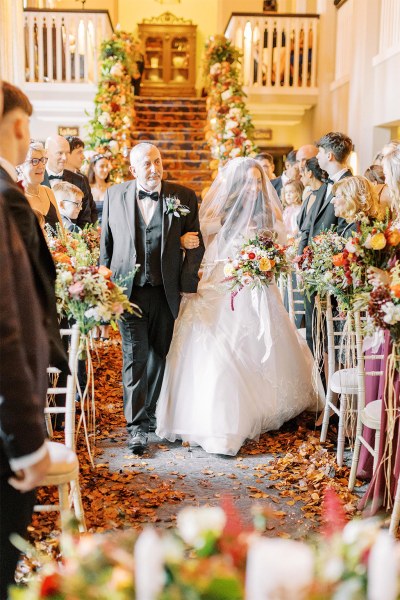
[315,169,352,222]
[161,180,173,254]
[43,170,51,188]
[122,180,137,244]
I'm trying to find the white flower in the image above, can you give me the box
[59,271,73,284]
[161,534,184,564]
[110,62,124,77]
[230,147,241,157]
[242,253,249,260]
[345,239,358,253]
[382,302,400,324]
[364,234,373,249]
[98,112,111,127]
[109,140,119,155]
[221,89,232,101]
[225,119,237,130]
[224,262,235,277]
[177,506,226,548]
[122,115,130,125]
[241,274,253,286]
[210,63,221,75]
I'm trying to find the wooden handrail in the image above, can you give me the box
[225,12,319,36]
[23,7,114,32]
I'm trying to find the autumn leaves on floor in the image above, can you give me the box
[24,333,362,572]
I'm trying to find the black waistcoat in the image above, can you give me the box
[133,197,163,287]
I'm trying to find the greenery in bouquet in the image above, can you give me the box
[296,229,355,311]
[46,225,138,337]
[203,35,257,177]
[223,229,289,309]
[85,30,137,183]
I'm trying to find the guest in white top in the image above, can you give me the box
[281,178,304,238]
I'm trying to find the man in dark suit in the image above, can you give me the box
[43,135,97,227]
[297,131,353,353]
[271,149,299,199]
[64,135,98,223]
[100,142,205,453]
[0,81,53,598]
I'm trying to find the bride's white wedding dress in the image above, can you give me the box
[156,157,322,456]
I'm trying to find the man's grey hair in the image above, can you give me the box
[130,142,159,165]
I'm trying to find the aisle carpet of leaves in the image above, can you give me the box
[29,333,363,548]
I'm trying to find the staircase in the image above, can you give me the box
[132,97,213,196]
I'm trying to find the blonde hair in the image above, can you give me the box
[381,140,400,212]
[52,180,84,201]
[332,175,385,222]
[281,178,304,208]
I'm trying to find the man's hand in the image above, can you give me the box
[180,232,200,250]
[8,449,51,492]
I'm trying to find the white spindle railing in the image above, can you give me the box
[225,13,319,91]
[23,9,113,84]
[378,0,400,55]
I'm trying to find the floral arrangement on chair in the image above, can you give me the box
[85,30,138,183]
[223,229,289,309]
[203,35,258,180]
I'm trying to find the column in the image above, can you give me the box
[0,0,25,84]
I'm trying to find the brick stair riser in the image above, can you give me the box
[136,105,207,115]
[132,131,206,142]
[134,140,209,151]
[136,120,205,130]
[135,112,207,122]
[135,97,206,105]
[168,180,212,193]
[164,170,211,182]
[162,160,210,170]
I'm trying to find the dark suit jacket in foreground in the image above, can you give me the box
[0,167,68,371]
[0,197,49,476]
[100,179,205,319]
[43,169,97,228]
[298,169,352,255]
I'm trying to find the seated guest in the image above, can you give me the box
[331,175,385,236]
[281,178,304,238]
[18,141,63,231]
[52,181,84,232]
[87,153,112,225]
[271,149,299,198]
[364,164,392,210]
[65,135,98,224]
[44,135,96,228]
[255,152,276,181]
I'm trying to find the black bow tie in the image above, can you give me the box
[48,174,63,181]
[326,178,335,185]
[138,189,159,201]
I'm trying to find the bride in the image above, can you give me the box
[156,158,322,456]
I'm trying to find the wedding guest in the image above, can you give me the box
[18,141,63,231]
[298,157,326,230]
[255,152,276,181]
[281,178,304,238]
[296,144,318,174]
[87,153,112,225]
[331,175,385,236]
[271,149,299,198]
[52,181,84,232]
[298,131,352,354]
[381,140,400,215]
[131,42,145,96]
[43,135,96,227]
[364,164,391,211]
[0,80,54,599]
[64,135,98,224]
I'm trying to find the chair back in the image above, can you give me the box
[325,294,355,380]
[354,309,384,410]
[45,325,80,451]
[286,272,305,325]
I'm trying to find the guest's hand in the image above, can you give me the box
[367,267,390,287]
[180,232,199,250]
[8,449,51,492]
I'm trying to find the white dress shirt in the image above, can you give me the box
[0,156,18,182]
[136,183,161,226]
[326,167,348,198]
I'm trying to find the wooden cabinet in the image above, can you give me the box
[138,12,197,97]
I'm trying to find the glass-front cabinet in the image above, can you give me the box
[138,13,197,97]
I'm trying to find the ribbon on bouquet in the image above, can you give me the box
[382,341,400,511]
[75,334,96,468]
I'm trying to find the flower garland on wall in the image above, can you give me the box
[86,30,137,183]
[203,35,258,179]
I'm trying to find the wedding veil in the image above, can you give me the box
[199,157,284,279]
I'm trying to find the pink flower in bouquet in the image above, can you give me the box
[112,302,125,316]
[68,281,85,299]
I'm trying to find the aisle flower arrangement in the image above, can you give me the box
[367,262,400,345]
[223,229,289,309]
[203,35,258,178]
[85,30,137,182]
[10,499,399,600]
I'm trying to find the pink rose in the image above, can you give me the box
[68,281,84,298]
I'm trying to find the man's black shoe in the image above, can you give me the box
[128,431,148,454]
[148,419,157,432]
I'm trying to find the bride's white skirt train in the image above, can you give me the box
[156,281,322,456]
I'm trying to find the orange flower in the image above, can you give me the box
[386,229,400,247]
[98,265,113,280]
[390,284,400,298]
[53,252,72,265]
[332,253,346,267]
[370,233,387,250]
[259,257,274,272]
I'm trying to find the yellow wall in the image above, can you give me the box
[118,0,220,93]
[51,0,119,26]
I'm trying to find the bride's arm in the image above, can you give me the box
[200,216,221,237]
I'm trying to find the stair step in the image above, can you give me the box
[136,120,205,130]
[135,104,207,114]
[162,159,210,170]
[132,139,209,151]
[161,149,211,159]
[132,131,206,141]
[135,110,207,121]
[164,169,211,181]
[135,96,206,104]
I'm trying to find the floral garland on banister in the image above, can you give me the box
[85,30,137,183]
[203,35,258,180]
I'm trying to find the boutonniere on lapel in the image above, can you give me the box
[164,195,190,218]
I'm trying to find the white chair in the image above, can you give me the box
[34,325,86,532]
[286,271,306,339]
[348,309,383,491]
[320,295,357,466]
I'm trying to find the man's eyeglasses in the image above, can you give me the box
[26,157,48,166]
[63,199,82,209]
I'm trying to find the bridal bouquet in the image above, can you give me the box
[223,229,289,309]
[366,262,400,345]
